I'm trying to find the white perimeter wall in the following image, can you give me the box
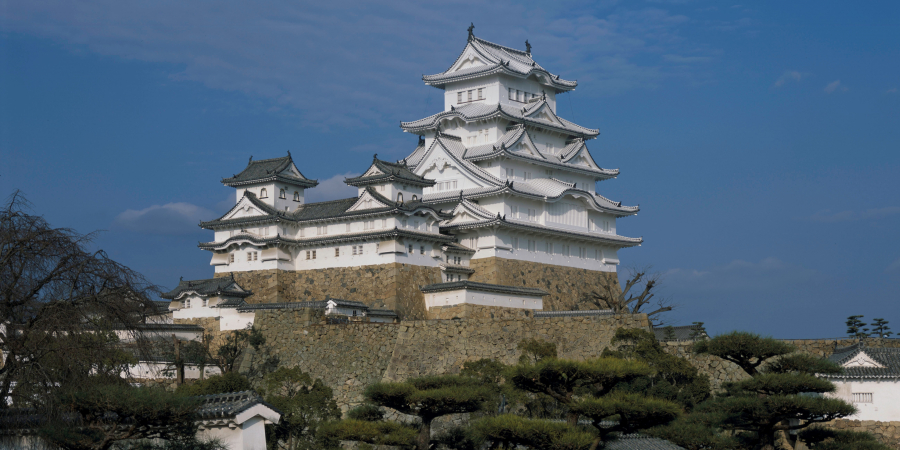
[828,379,900,421]
[425,288,543,310]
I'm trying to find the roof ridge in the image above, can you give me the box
[473,36,530,58]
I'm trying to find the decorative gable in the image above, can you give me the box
[361,164,384,177]
[347,189,392,212]
[450,46,490,72]
[222,196,269,220]
[842,351,886,368]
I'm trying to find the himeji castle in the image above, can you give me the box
[187,26,641,320]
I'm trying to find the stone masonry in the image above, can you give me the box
[469,257,620,311]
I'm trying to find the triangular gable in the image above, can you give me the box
[524,102,564,127]
[445,199,496,225]
[560,142,604,171]
[220,194,274,221]
[447,42,498,73]
[361,163,385,178]
[842,351,886,368]
[277,161,305,179]
[346,189,392,212]
[415,137,501,188]
[506,128,545,159]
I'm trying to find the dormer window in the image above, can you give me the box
[260,188,268,198]
[279,189,286,199]
[293,191,300,201]
[397,193,403,203]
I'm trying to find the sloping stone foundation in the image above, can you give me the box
[468,257,620,311]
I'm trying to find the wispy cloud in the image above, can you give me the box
[113,202,213,235]
[886,88,898,94]
[663,54,712,63]
[1,1,716,126]
[809,207,900,223]
[305,172,360,203]
[773,70,803,87]
[666,257,821,293]
[824,80,847,93]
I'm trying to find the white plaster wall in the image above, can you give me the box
[235,182,306,210]
[454,230,617,272]
[199,424,246,450]
[495,74,557,112]
[425,289,543,309]
[444,76,501,111]
[828,379,900,421]
[128,362,222,380]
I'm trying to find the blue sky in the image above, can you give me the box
[1,1,898,338]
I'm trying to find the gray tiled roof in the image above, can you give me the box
[161,276,252,300]
[423,36,577,93]
[605,433,686,450]
[237,301,326,312]
[367,308,398,317]
[195,391,281,420]
[441,214,643,248]
[221,154,317,188]
[462,126,618,179]
[133,323,204,332]
[401,101,598,138]
[533,309,615,318]
[825,342,900,379]
[200,190,449,230]
[199,227,456,251]
[439,263,476,274]
[420,280,548,296]
[346,157,435,187]
[652,325,707,341]
[442,242,477,253]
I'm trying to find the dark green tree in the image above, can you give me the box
[175,371,251,396]
[258,367,340,450]
[214,326,267,373]
[318,417,418,449]
[470,414,595,450]
[798,425,892,450]
[362,374,495,450]
[689,322,708,340]
[39,384,210,450]
[870,318,893,338]
[691,331,856,450]
[602,328,711,409]
[846,315,869,339]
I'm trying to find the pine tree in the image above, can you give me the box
[870,318,893,338]
[846,315,869,339]
[690,332,856,450]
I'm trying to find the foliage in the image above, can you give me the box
[346,404,384,422]
[692,332,857,450]
[589,267,674,325]
[175,372,251,396]
[602,328,710,409]
[571,392,681,444]
[214,326,267,374]
[318,419,417,449]
[363,374,494,450]
[799,426,892,450]
[470,414,595,450]
[39,383,200,450]
[647,415,742,450]
[689,322,707,340]
[516,337,558,364]
[846,315,869,339]
[694,331,795,376]
[0,191,158,408]
[114,437,226,450]
[870,318,893,338]
[258,367,340,450]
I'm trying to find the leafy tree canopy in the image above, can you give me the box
[259,366,340,450]
[175,372,251,397]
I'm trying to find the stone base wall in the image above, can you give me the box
[468,257,620,311]
[255,311,650,411]
[217,263,443,319]
[827,420,900,449]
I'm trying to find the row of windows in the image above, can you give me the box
[457,88,484,104]
[228,251,257,264]
[508,88,538,103]
[510,206,539,222]
[259,188,302,202]
[505,168,533,181]
[433,180,458,191]
[446,274,463,282]
[852,393,873,403]
[447,255,462,264]
[466,129,490,145]
[297,217,431,237]
[182,299,209,308]
[509,237,606,260]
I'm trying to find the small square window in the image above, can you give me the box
[408,244,413,254]
[420,246,425,255]
[312,250,316,259]
[477,88,483,99]
[457,92,463,103]
[467,90,473,101]
[335,248,340,257]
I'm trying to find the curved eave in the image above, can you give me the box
[222,175,319,188]
[200,206,450,230]
[423,65,576,93]
[400,107,599,139]
[200,214,287,230]
[473,183,638,216]
[199,228,456,251]
[162,289,253,301]
[439,264,476,274]
[344,174,436,188]
[441,218,643,248]
[465,148,619,180]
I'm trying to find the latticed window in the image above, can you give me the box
[408,244,413,254]
[852,393,873,403]
[335,248,340,257]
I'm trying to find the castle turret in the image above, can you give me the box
[344,155,436,203]
[221,152,318,212]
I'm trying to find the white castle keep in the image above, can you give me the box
[186,27,641,318]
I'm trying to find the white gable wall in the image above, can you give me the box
[827,379,900,421]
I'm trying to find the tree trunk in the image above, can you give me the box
[566,411,579,427]
[416,417,432,450]
[756,426,776,450]
[173,335,184,386]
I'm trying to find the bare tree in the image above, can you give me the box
[0,191,158,409]
[589,267,674,325]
